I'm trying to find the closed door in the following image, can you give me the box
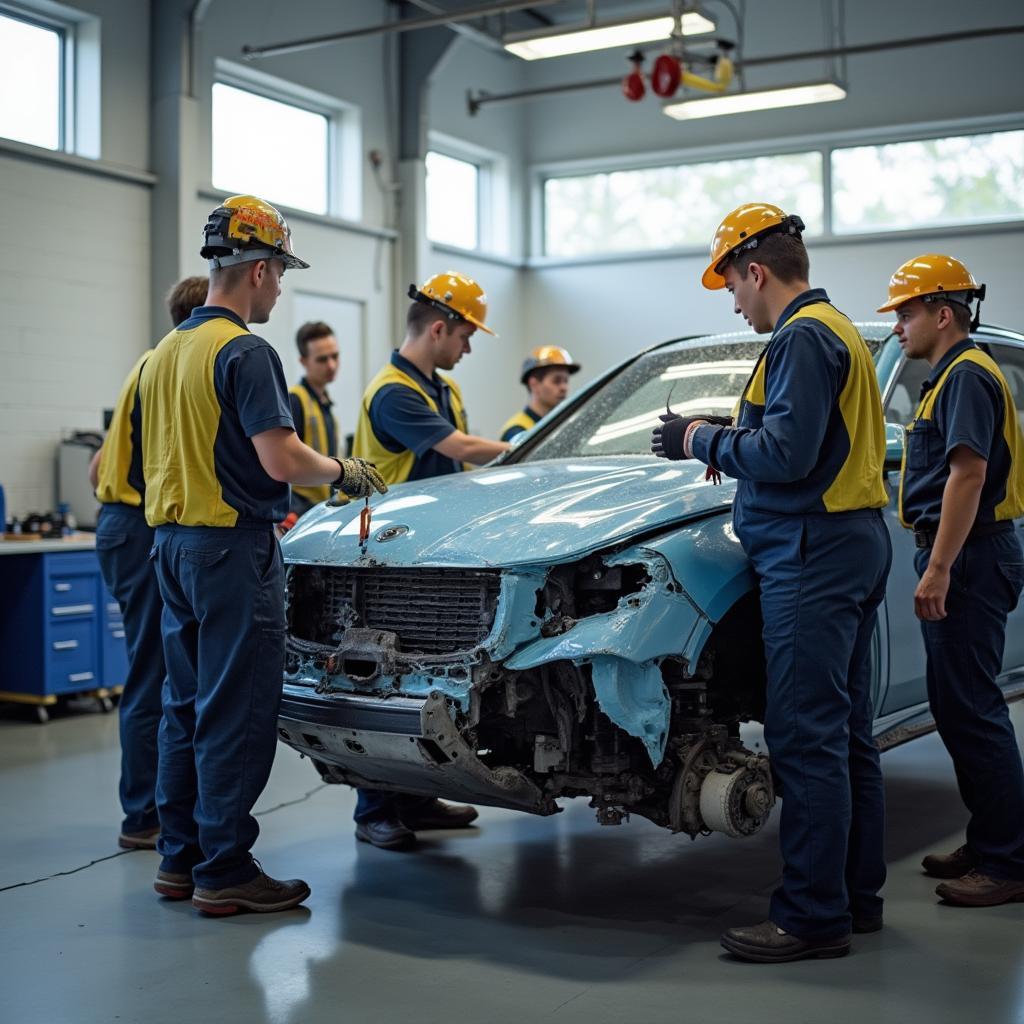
[290,293,366,447]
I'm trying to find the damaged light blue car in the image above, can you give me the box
[276,323,1024,840]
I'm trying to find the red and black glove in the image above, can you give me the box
[651,413,733,461]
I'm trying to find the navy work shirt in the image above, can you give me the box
[900,339,1015,530]
[692,288,886,515]
[289,378,338,457]
[172,305,294,523]
[369,351,463,481]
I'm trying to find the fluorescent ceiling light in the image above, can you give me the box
[664,82,846,119]
[505,12,714,61]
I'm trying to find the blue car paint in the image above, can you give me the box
[281,328,1024,776]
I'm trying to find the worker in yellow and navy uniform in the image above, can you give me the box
[288,320,341,515]
[880,255,1024,907]
[350,271,511,850]
[500,345,581,442]
[653,203,891,963]
[140,195,386,916]
[87,276,207,852]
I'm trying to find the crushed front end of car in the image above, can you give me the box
[277,458,775,839]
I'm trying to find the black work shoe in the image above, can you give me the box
[154,869,194,900]
[355,817,416,850]
[192,869,310,916]
[922,844,978,879]
[120,826,160,850]
[720,921,851,963]
[400,799,479,831]
[935,869,1024,907]
[852,915,883,934]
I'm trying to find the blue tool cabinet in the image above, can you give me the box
[0,546,129,720]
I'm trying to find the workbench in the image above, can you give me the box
[0,536,128,721]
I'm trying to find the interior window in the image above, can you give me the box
[885,357,930,425]
[987,344,1024,432]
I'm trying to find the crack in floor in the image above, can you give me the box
[0,782,330,894]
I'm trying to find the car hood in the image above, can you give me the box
[282,456,734,569]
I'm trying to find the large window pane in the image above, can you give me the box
[212,83,328,215]
[544,152,822,257]
[832,131,1024,234]
[0,13,61,150]
[426,151,479,249]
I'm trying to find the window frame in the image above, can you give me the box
[531,114,1024,265]
[212,59,362,222]
[0,4,67,151]
[426,131,510,257]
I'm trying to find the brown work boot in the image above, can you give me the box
[921,844,978,879]
[192,867,310,916]
[119,826,160,850]
[935,869,1024,907]
[154,869,194,900]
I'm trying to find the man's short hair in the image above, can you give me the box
[166,276,208,327]
[296,321,335,357]
[406,300,457,337]
[525,365,564,391]
[727,232,810,285]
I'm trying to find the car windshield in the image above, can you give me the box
[520,332,887,461]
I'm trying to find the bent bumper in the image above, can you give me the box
[277,685,555,815]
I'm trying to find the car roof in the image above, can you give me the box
[645,321,1024,356]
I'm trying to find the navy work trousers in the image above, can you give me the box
[915,530,1024,880]
[152,524,285,889]
[95,504,164,835]
[735,507,892,941]
[354,789,431,824]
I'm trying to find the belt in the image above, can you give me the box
[913,520,1013,550]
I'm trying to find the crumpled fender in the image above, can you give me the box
[506,515,757,768]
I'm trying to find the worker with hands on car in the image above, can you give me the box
[880,254,1024,907]
[140,195,386,917]
[349,271,509,851]
[500,345,580,441]
[652,203,890,963]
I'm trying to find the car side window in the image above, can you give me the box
[987,344,1024,433]
[885,357,930,425]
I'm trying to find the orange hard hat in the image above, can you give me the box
[876,254,984,313]
[701,203,805,290]
[409,271,496,336]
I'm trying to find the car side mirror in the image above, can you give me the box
[884,422,906,473]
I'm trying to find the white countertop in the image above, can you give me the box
[0,534,96,555]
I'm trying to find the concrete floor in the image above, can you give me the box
[2,705,1023,1024]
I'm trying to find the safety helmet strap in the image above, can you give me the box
[715,213,806,276]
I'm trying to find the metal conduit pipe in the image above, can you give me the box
[241,0,561,60]
[466,24,1024,113]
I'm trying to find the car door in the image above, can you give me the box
[983,338,1024,675]
[878,347,931,716]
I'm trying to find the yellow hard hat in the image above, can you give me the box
[409,271,496,336]
[701,203,805,290]
[876,254,985,313]
[520,345,580,385]
[201,195,309,270]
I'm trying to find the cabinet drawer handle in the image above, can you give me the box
[53,640,79,651]
[52,604,95,616]
[54,583,73,592]
[112,630,126,639]
[68,672,94,684]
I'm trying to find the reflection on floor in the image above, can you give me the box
[1,702,1023,1024]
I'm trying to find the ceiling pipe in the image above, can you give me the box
[240,0,561,60]
[467,23,1024,113]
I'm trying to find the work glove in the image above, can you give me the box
[331,458,389,499]
[651,413,733,460]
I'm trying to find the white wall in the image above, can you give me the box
[425,38,529,438]
[0,0,150,516]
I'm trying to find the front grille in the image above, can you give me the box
[288,565,502,657]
